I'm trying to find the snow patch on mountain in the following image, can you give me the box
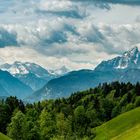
[49,66,70,76]
[0,61,57,91]
[115,46,140,69]
[0,62,29,75]
[95,46,140,71]
[0,61,53,77]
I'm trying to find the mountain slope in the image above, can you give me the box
[49,66,70,76]
[0,61,55,90]
[94,107,140,140]
[32,46,140,100]
[95,46,140,71]
[0,133,11,140]
[0,84,10,97]
[32,69,120,100]
[0,70,33,99]
[15,72,48,91]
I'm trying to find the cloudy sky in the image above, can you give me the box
[0,0,140,70]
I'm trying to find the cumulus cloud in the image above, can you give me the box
[39,0,73,11]
[0,46,94,70]
[1,20,140,70]
[0,0,140,70]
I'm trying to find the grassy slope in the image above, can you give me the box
[112,124,140,140]
[93,107,140,140]
[0,133,11,140]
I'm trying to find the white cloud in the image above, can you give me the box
[0,46,94,70]
[39,0,73,11]
[0,0,140,70]
[1,20,140,70]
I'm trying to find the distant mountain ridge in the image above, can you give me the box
[95,46,140,71]
[49,66,70,76]
[0,61,71,101]
[0,62,71,91]
[31,46,140,101]
[0,61,55,91]
[1,46,140,101]
[0,70,33,99]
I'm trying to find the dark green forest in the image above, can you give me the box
[1,81,140,140]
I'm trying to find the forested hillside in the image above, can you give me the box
[1,82,140,140]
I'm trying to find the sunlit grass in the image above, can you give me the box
[0,133,11,140]
[93,107,140,140]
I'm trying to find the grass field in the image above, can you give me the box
[112,124,140,140]
[93,107,140,140]
[0,133,11,140]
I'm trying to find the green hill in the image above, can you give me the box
[94,107,140,140]
[0,133,11,140]
[1,82,140,140]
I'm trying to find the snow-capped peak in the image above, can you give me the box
[123,46,139,57]
[49,66,70,76]
[95,46,140,71]
[0,61,29,75]
[0,61,52,77]
[0,61,57,91]
[116,46,140,69]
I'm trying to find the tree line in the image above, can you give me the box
[1,81,140,140]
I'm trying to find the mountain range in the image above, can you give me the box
[0,70,33,99]
[0,61,55,91]
[31,46,140,101]
[95,46,140,71]
[1,46,140,101]
[0,62,70,100]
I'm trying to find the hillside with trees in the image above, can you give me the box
[1,81,140,140]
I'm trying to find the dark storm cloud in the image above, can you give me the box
[38,31,67,46]
[72,0,140,4]
[103,0,140,5]
[37,23,79,46]
[36,9,84,19]
[0,28,18,48]
[71,0,140,7]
